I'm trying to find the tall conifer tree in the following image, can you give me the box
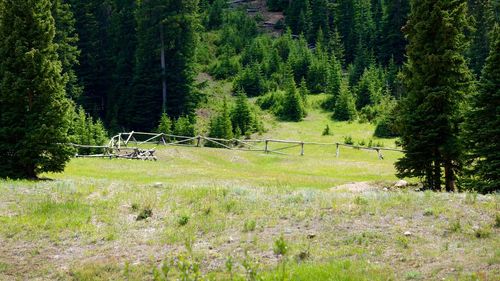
[0,0,73,178]
[463,25,500,193]
[396,0,473,191]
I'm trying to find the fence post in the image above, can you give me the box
[197,136,202,147]
[336,143,340,158]
[377,149,383,160]
[300,142,304,156]
[265,140,269,153]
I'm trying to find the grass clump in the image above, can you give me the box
[273,234,288,256]
[177,215,190,226]
[423,208,434,216]
[474,226,491,239]
[449,219,461,233]
[136,207,153,221]
[243,219,256,232]
[343,135,354,145]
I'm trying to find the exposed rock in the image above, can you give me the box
[404,231,412,236]
[394,180,408,188]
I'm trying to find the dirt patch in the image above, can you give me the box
[332,182,379,192]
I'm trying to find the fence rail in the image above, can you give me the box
[77,132,406,160]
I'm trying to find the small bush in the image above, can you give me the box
[173,116,196,138]
[243,219,256,232]
[273,234,288,256]
[474,226,491,238]
[423,208,434,216]
[322,124,331,136]
[178,215,190,226]
[343,136,354,145]
[449,219,461,233]
[495,213,500,228]
[396,235,409,249]
[136,207,153,221]
[354,196,368,205]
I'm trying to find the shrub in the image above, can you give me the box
[207,98,233,146]
[333,79,357,121]
[273,234,288,256]
[69,106,108,154]
[243,219,256,232]
[233,64,268,97]
[137,207,153,221]
[157,113,173,135]
[343,136,354,145]
[173,116,195,137]
[322,124,331,136]
[474,226,491,238]
[178,215,190,226]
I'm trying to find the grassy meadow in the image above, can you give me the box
[0,103,499,280]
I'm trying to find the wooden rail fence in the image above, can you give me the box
[69,131,405,160]
[69,132,404,160]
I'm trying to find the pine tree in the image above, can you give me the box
[157,113,173,135]
[324,54,343,110]
[467,0,495,76]
[463,25,500,193]
[68,106,108,154]
[208,0,225,30]
[173,116,196,137]
[299,78,310,104]
[69,0,110,117]
[396,0,473,191]
[231,91,253,136]
[0,0,73,178]
[281,66,305,121]
[52,0,82,100]
[106,0,137,131]
[379,0,410,65]
[131,0,199,131]
[333,79,357,121]
[208,98,233,143]
[233,63,267,97]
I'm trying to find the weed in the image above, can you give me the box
[354,196,368,205]
[474,226,491,239]
[131,203,139,211]
[495,213,500,228]
[423,208,434,216]
[396,235,410,249]
[405,270,422,280]
[343,135,354,145]
[449,219,461,233]
[242,252,261,281]
[178,215,190,226]
[0,262,7,273]
[203,206,211,216]
[358,139,366,146]
[322,124,331,136]
[273,234,288,256]
[243,219,257,232]
[225,256,233,278]
[136,207,153,221]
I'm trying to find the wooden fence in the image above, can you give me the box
[94,131,405,160]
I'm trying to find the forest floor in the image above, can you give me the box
[0,104,498,280]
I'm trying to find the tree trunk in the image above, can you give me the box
[444,160,455,192]
[433,159,441,191]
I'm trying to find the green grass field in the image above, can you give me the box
[0,104,498,280]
